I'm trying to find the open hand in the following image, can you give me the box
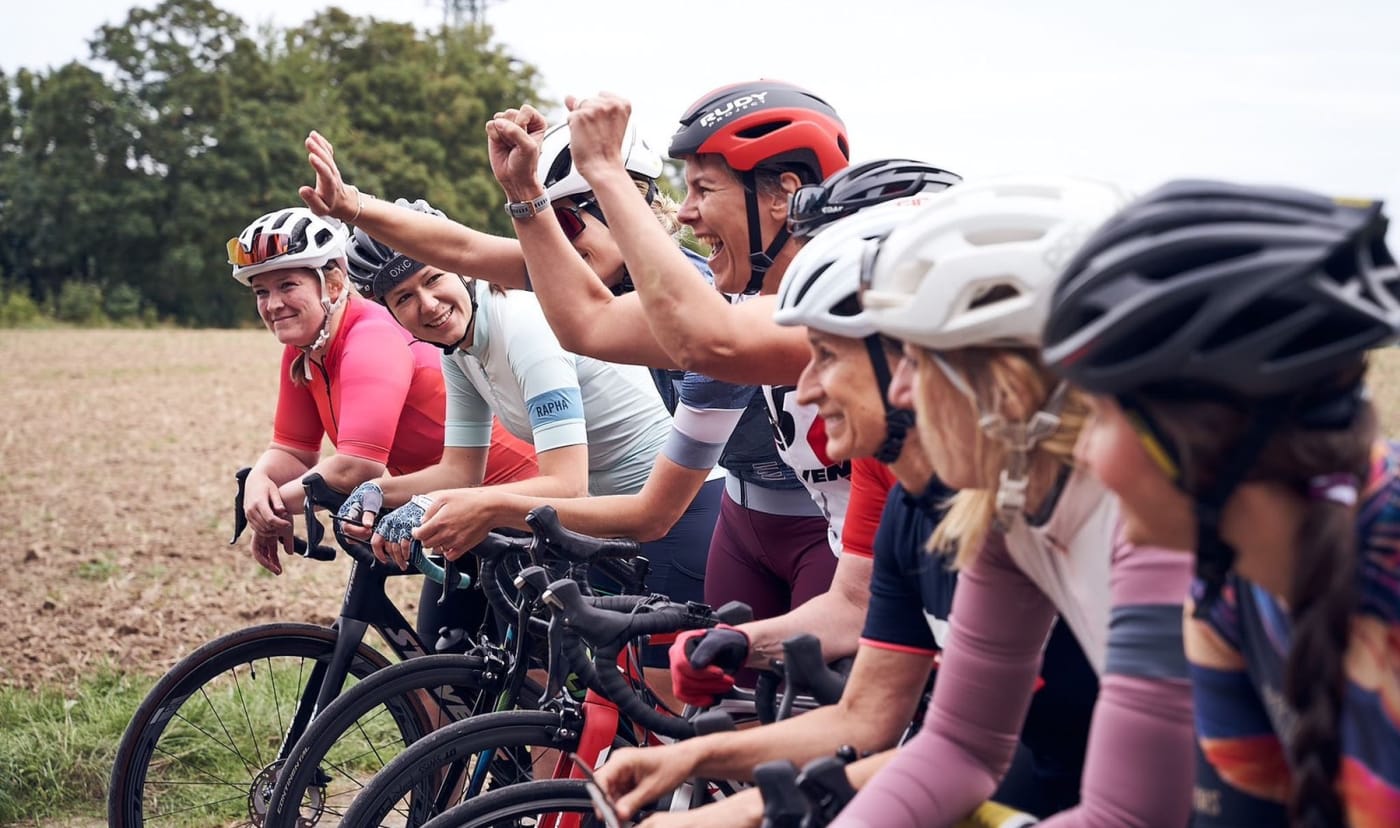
[298,131,358,221]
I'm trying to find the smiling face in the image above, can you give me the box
[1076,395,1197,548]
[794,330,889,462]
[250,267,335,348]
[678,155,792,295]
[382,266,475,344]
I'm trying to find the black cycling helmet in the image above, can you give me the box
[1044,179,1400,400]
[788,159,962,240]
[669,80,850,294]
[345,198,445,302]
[1044,179,1400,613]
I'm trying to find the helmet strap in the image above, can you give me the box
[864,334,913,463]
[741,170,791,295]
[301,266,347,380]
[406,275,478,355]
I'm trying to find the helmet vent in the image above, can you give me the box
[830,291,862,317]
[968,283,1021,310]
[545,147,574,188]
[1202,296,1301,352]
[963,226,1047,246]
[1140,243,1257,282]
[737,120,788,139]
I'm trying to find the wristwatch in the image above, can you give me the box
[505,193,550,219]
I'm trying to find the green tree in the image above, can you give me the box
[0,0,544,326]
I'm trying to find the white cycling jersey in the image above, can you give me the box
[442,282,670,496]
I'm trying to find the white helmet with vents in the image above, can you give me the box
[861,175,1132,350]
[537,120,665,203]
[774,195,938,338]
[228,207,348,286]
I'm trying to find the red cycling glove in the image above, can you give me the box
[667,624,750,707]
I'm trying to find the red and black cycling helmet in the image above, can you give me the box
[670,80,850,293]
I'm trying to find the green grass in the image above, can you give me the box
[0,669,145,824]
[1,654,411,828]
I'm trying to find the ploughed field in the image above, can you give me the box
[4,329,1400,691]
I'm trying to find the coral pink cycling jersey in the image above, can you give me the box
[271,297,536,482]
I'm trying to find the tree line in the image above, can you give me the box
[0,0,542,327]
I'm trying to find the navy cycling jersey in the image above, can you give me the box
[860,482,957,653]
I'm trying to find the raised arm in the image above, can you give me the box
[485,106,679,368]
[298,130,530,289]
[563,95,810,386]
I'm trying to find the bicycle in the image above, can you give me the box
[108,469,488,827]
[336,571,752,827]
[263,506,652,827]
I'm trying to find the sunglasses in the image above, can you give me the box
[553,199,600,243]
[227,221,309,267]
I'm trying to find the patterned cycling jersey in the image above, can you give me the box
[660,249,801,493]
[1188,439,1400,827]
[274,297,444,475]
[442,282,670,496]
[761,382,851,554]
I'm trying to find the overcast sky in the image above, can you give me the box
[4,0,1399,241]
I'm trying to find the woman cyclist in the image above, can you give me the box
[227,206,536,638]
[544,81,856,631]
[824,175,1196,827]
[1042,181,1400,826]
[665,158,962,698]
[593,195,1098,826]
[333,200,716,617]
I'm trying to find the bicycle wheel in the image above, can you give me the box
[420,779,597,828]
[266,653,541,827]
[338,709,627,827]
[109,623,394,827]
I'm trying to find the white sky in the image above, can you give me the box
[4,0,1400,241]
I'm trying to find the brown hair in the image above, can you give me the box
[914,346,1087,569]
[1142,369,1372,827]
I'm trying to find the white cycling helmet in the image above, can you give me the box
[774,195,939,339]
[861,175,1131,350]
[228,207,351,363]
[228,207,348,286]
[774,195,938,463]
[861,175,1130,527]
[537,120,665,203]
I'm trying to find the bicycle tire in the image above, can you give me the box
[420,779,596,828]
[108,622,393,827]
[265,653,542,827]
[338,709,627,827]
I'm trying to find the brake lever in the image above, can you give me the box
[230,467,251,546]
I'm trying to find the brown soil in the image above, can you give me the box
[7,329,1400,693]
[0,329,419,692]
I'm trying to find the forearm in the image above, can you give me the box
[509,215,679,368]
[251,445,314,489]
[587,170,741,369]
[743,555,871,668]
[349,195,529,289]
[688,702,907,782]
[277,453,384,513]
[482,488,681,541]
[376,463,479,509]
